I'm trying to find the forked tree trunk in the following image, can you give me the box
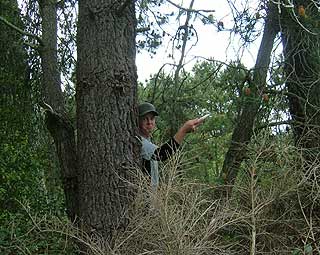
[39,0,79,220]
[76,0,139,241]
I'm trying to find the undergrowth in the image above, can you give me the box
[2,132,320,254]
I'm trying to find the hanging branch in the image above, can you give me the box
[0,15,43,46]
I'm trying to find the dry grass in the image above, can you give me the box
[7,133,320,254]
[112,152,239,255]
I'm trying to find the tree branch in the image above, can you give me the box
[136,26,150,33]
[116,0,132,16]
[256,120,291,131]
[166,0,215,13]
[0,15,43,46]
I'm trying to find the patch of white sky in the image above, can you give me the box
[136,0,265,82]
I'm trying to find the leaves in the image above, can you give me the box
[139,60,244,182]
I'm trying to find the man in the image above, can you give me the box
[138,102,204,188]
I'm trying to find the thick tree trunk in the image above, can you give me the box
[39,0,79,220]
[281,1,320,162]
[76,0,139,241]
[220,3,279,193]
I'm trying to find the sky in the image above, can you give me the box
[16,0,263,84]
[136,0,262,82]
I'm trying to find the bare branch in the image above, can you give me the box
[0,15,43,46]
[166,0,215,13]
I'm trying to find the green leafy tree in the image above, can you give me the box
[139,60,244,183]
[0,0,48,212]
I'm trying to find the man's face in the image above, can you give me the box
[139,113,156,137]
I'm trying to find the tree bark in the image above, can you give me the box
[76,0,139,241]
[281,1,320,163]
[39,0,64,111]
[39,0,79,220]
[220,3,279,193]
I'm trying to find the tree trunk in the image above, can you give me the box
[281,1,320,163]
[39,0,79,220]
[220,3,279,193]
[39,0,64,111]
[76,0,139,241]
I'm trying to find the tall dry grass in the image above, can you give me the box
[7,132,320,254]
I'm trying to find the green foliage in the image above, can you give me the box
[0,129,65,213]
[230,2,264,45]
[0,2,71,253]
[0,0,63,213]
[0,210,77,254]
[0,2,67,252]
[0,0,27,95]
[139,60,248,183]
[136,0,170,54]
[1,133,39,209]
